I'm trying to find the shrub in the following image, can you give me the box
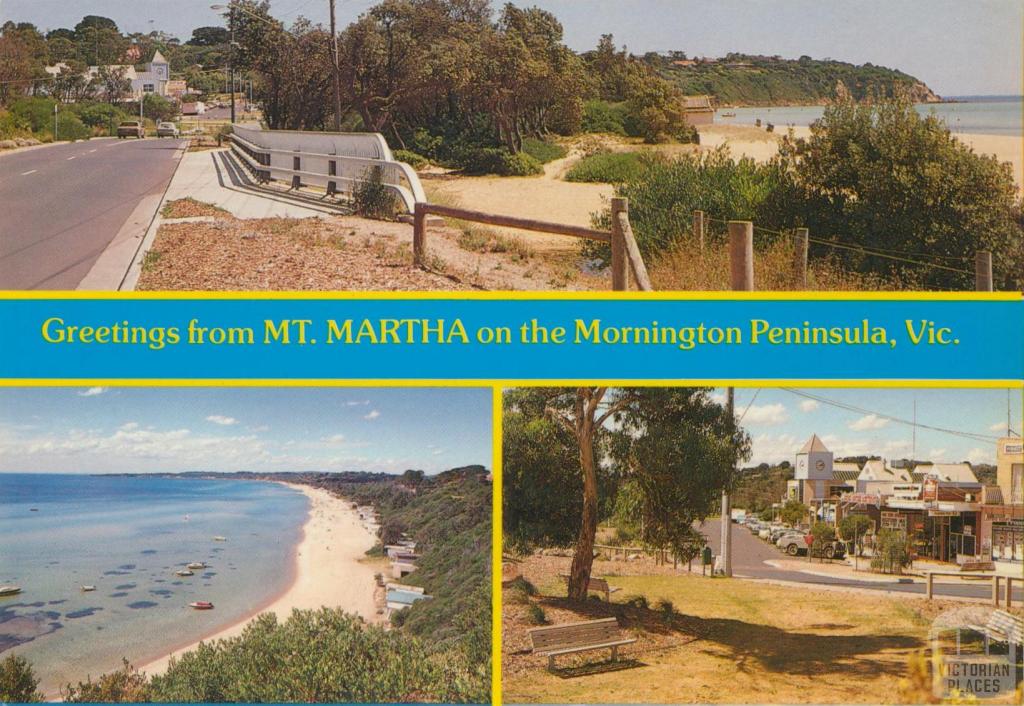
[352,167,399,220]
[526,603,547,625]
[54,112,91,141]
[148,608,461,702]
[582,100,627,135]
[521,137,566,164]
[871,528,912,575]
[62,659,149,703]
[779,99,1024,289]
[506,576,538,596]
[0,654,42,702]
[499,151,543,176]
[564,151,646,183]
[74,102,126,130]
[9,97,58,133]
[393,149,428,169]
[623,594,648,610]
[453,146,543,176]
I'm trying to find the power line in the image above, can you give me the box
[779,388,1001,445]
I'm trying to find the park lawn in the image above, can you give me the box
[504,571,959,704]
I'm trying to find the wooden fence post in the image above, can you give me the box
[693,210,705,252]
[611,197,629,291]
[413,202,427,267]
[926,572,933,600]
[992,575,1000,606]
[729,221,754,291]
[793,227,809,288]
[975,251,993,291]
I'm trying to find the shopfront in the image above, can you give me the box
[982,505,1024,563]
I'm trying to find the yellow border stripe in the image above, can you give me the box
[0,290,1019,301]
[491,387,503,706]
[0,379,1020,389]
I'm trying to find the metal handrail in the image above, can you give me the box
[228,127,425,213]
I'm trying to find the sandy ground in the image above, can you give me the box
[426,125,1023,259]
[137,484,378,676]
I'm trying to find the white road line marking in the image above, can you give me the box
[66,156,76,160]
[21,170,37,176]
[89,149,97,153]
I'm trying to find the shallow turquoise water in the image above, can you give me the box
[0,473,308,693]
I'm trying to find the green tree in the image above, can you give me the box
[778,99,1024,289]
[871,528,912,574]
[188,26,230,47]
[809,521,836,561]
[504,387,747,601]
[0,654,42,702]
[779,498,807,527]
[142,93,177,122]
[837,513,873,556]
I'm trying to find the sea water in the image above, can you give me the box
[716,96,1023,136]
[0,473,308,694]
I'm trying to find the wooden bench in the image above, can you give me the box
[559,574,621,602]
[528,617,637,670]
[967,610,1023,654]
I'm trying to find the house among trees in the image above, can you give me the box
[44,49,176,100]
[681,95,715,125]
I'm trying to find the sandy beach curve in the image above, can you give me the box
[136,484,379,677]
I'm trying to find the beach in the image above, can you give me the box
[137,484,379,677]
[700,124,1024,192]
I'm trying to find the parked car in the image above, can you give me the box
[117,121,145,139]
[777,533,846,558]
[758,527,772,540]
[156,122,179,138]
[769,527,793,543]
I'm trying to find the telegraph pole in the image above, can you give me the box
[329,0,342,131]
[229,5,236,124]
[720,387,734,576]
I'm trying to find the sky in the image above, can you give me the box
[721,387,1022,468]
[0,386,493,474]
[1,0,1020,96]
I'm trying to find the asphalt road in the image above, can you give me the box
[700,518,1023,603]
[0,137,187,290]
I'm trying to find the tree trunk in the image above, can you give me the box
[568,413,597,601]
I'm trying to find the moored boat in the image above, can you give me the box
[212,536,227,542]
[189,601,214,610]
[81,585,96,592]
[186,562,206,569]
[0,586,22,596]
[175,569,194,577]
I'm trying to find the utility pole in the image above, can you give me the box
[720,387,734,577]
[720,220,753,579]
[229,5,236,124]
[329,0,342,131]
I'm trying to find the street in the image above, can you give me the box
[0,138,187,290]
[700,518,1023,603]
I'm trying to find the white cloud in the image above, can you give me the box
[799,400,820,412]
[741,403,788,426]
[119,422,139,431]
[747,433,802,465]
[205,415,238,426]
[363,410,380,421]
[929,448,948,461]
[78,387,106,397]
[709,392,726,406]
[322,433,347,444]
[431,448,446,456]
[345,400,370,407]
[966,447,994,465]
[848,414,889,431]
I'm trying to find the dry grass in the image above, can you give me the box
[648,237,917,291]
[160,198,230,219]
[503,553,1018,704]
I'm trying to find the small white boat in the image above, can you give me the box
[186,562,206,570]
[81,585,96,592]
[189,601,214,610]
[0,586,21,597]
[212,536,227,542]
[175,569,194,577]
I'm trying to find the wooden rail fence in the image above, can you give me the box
[926,571,1020,608]
[695,210,995,291]
[413,198,652,291]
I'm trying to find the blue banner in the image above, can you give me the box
[0,295,1020,381]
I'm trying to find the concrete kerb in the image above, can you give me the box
[116,141,190,291]
[0,136,119,158]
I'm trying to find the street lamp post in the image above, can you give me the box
[210,3,236,124]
